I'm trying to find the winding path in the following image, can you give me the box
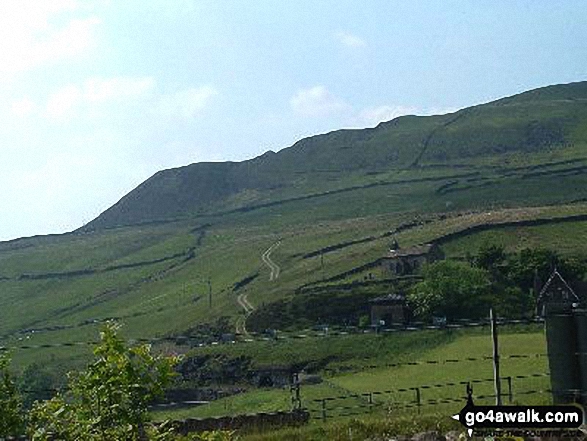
[235,241,281,336]
[261,241,281,281]
[235,291,254,336]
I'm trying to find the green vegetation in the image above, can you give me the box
[83,82,587,230]
[27,322,178,440]
[4,82,587,438]
[153,325,548,428]
[408,261,493,320]
[0,352,24,437]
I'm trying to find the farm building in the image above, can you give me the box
[381,242,444,276]
[536,269,581,316]
[369,293,408,326]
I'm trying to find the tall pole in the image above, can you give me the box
[208,278,212,309]
[490,308,502,405]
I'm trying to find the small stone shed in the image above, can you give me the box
[536,269,581,317]
[381,242,444,276]
[369,293,408,326]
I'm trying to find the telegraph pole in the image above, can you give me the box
[208,278,212,309]
[490,308,502,405]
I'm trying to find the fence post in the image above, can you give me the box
[290,372,301,411]
[368,392,373,413]
[414,387,421,414]
[321,399,327,422]
[506,376,513,403]
[490,308,502,406]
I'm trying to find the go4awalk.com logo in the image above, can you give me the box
[451,388,583,437]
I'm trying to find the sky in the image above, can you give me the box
[1,0,586,241]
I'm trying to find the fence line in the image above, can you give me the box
[307,381,554,421]
[0,317,545,353]
[324,353,548,374]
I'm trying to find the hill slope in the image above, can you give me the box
[3,81,587,373]
[85,81,587,230]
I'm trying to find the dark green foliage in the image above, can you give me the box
[248,288,393,331]
[474,243,507,272]
[506,247,585,294]
[176,354,254,386]
[0,353,25,437]
[408,261,493,320]
[18,363,60,409]
[418,246,587,321]
[27,322,178,441]
[177,317,234,343]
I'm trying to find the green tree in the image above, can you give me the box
[0,352,25,437]
[28,322,178,441]
[474,243,506,272]
[506,248,586,295]
[408,260,492,320]
[18,362,60,409]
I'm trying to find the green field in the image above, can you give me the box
[2,83,587,440]
[151,324,549,425]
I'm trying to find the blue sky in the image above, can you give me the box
[1,0,586,241]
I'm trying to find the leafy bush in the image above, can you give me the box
[27,321,179,441]
[0,352,25,437]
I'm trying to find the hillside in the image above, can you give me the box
[2,81,587,376]
[84,81,587,230]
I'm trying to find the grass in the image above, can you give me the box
[151,324,549,424]
[2,197,586,373]
[442,219,587,259]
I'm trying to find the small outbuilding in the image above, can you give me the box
[537,269,581,317]
[369,293,408,326]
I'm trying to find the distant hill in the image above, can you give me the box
[84,81,587,230]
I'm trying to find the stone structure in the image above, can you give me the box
[381,242,444,276]
[536,269,581,317]
[369,293,408,326]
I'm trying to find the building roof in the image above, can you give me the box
[387,243,434,258]
[369,293,406,304]
[537,269,580,305]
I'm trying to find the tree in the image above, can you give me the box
[474,243,506,272]
[18,362,60,409]
[28,322,179,441]
[506,248,586,295]
[408,260,492,320]
[0,352,25,437]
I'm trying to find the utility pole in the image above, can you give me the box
[208,278,212,309]
[490,308,502,405]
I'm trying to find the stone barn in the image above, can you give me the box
[536,269,581,317]
[369,293,408,326]
[381,242,444,276]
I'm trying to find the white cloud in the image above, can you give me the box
[158,86,218,119]
[46,84,82,118]
[334,31,367,48]
[359,105,418,126]
[0,1,100,77]
[45,77,155,119]
[84,77,155,103]
[290,86,351,117]
[11,97,37,118]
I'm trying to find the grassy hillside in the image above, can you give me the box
[84,81,587,230]
[2,81,587,378]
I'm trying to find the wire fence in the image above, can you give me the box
[0,317,544,353]
[305,373,553,421]
[2,317,553,424]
